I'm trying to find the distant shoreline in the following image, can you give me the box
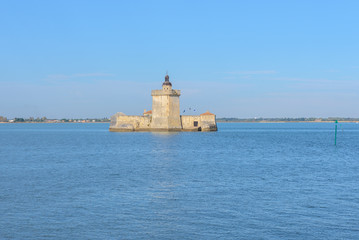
[1,117,359,124]
[0,121,110,124]
[2,121,359,124]
[217,117,359,123]
[217,120,359,123]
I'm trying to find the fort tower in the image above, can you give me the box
[150,75,182,130]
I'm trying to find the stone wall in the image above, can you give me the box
[109,113,151,131]
[167,95,181,129]
[181,115,217,131]
[181,115,201,131]
[200,114,217,131]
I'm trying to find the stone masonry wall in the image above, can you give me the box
[181,115,201,131]
[110,115,151,131]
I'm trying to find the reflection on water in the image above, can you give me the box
[150,131,180,137]
[149,132,178,204]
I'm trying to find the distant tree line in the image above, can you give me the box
[0,116,8,122]
[60,118,110,122]
[1,116,110,123]
[13,117,47,122]
[217,117,359,122]
[1,116,111,123]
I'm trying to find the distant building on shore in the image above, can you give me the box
[109,74,217,132]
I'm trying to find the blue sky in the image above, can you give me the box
[1,0,358,118]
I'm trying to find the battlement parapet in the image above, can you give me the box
[151,89,181,96]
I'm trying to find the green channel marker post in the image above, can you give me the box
[335,120,338,146]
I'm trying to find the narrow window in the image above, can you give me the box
[194,121,198,127]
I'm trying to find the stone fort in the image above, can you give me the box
[109,74,217,132]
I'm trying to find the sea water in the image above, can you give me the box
[0,122,359,239]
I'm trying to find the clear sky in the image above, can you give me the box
[1,0,358,118]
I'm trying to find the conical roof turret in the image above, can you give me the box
[162,74,172,86]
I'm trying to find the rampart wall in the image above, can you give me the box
[110,113,151,131]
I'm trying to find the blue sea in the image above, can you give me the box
[1,122,359,239]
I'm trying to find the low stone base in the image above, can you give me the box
[109,128,135,132]
[109,127,217,132]
[109,113,218,132]
[110,128,183,132]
